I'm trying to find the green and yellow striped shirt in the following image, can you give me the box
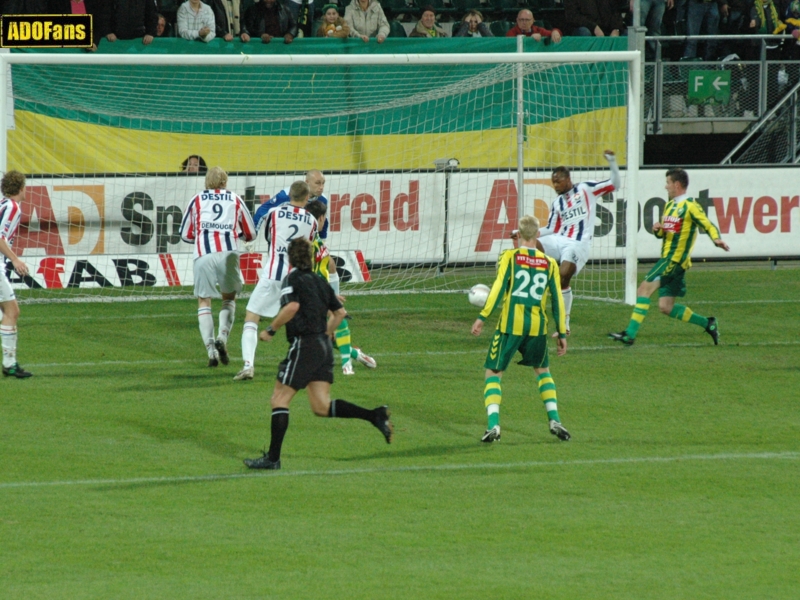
[656,194,721,269]
[312,235,331,282]
[479,247,566,338]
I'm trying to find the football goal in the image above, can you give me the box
[0,48,640,304]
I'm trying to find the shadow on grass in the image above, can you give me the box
[116,418,250,459]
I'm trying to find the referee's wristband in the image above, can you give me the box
[266,326,276,336]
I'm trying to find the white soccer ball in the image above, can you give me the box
[468,284,491,308]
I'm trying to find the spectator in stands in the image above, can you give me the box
[506,8,563,41]
[682,0,727,60]
[106,0,159,45]
[284,0,315,38]
[454,10,494,37]
[241,0,298,43]
[177,0,216,42]
[786,0,800,57]
[718,0,749,57]
[409,6,448,37]
[182,155,208,173]
[47,0,110,49]
[317,3,350,37]
[156,13,169,37]
[2,0,46,12]
[344,0,390,42]
[634,0,672,58]
[207,0,242,41]
[565,0,626,36]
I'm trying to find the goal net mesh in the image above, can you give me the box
[5,55,631,302]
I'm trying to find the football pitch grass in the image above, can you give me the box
[2,265,799,599]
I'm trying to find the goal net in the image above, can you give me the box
[1,49,639,304]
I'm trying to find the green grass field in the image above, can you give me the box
[2,265,799,599]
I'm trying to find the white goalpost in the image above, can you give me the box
[0,50,640,304]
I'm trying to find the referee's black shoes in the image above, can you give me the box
[372,405,394,444]
[243,454,281,470]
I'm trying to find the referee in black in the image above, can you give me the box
[244,237,393,470]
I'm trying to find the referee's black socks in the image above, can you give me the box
[268,408,290,462]
[329,399,374,421]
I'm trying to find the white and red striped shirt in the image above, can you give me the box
[540,178,616,243]
[260,204,318,281]
[180,189,256,259]
[0,196,23,247]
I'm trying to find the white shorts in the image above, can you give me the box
[0,267,16,303]
[246,277,283,318]
[193,252,243,299]
[538,236,591,275]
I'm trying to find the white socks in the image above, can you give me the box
[218,300,235,342]
[1,325,18,368]
[562,287,573,331]
[197,307,215,357]
[241,321,259,369]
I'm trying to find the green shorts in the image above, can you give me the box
[484,330,549,372]
[644,258,687,298]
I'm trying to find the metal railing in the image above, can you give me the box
[644,34,797,133]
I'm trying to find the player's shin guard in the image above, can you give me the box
[218,300,235,342]
[484,375,502,429]
[562,287,573,330]
[241,321,259,369]
[537,371,560,422]
[669,304,709,329]
[268,408,290,463]
[1,325,18,369]
[626,296,651,338]
[197,307,215,356]
[335,320,352,367]
[329,399,373,421]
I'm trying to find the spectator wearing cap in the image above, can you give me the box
[454,10,494,37]
[409,5,448,37]
[317,3,350,37]
[344,0,390,42]
[506,8,562,41]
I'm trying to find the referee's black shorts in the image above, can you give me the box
[276,334,335,390]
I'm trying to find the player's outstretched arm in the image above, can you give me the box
[714,238,730,251]
[604,149,621,190]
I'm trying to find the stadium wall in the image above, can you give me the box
[9,169,799,290]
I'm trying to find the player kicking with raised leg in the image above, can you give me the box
[180,167,256,367]
[472,216,570,443]
[244,238,392,471]
[0,171,33,378]
[235,181,318,381]
[609,168,729,346]
[535,150,620,337]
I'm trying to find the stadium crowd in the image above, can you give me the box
[2,0,798,59]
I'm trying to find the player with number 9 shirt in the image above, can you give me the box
[471,215,571,444]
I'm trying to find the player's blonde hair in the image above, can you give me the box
[518,215,540,241]
[205,167,228,190]
[290,181,310,204]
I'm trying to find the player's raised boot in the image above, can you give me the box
[354,347,377,369]
[549,420,571,441]
[608,331,635,346]
[481,425,501,443]
[705,316,720,345]
[243,453,281,470]
[208,349,220,368]
[233,366,254,381]
[2,363,33,378]
[372,405,393,443]
[342,360,355,375]
[214,339,230,365]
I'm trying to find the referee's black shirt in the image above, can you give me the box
[279,269,343,340]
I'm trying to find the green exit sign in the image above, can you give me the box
[687,70,731,105]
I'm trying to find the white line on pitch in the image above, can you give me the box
[1,451,797,490]
[24,339,800,369]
